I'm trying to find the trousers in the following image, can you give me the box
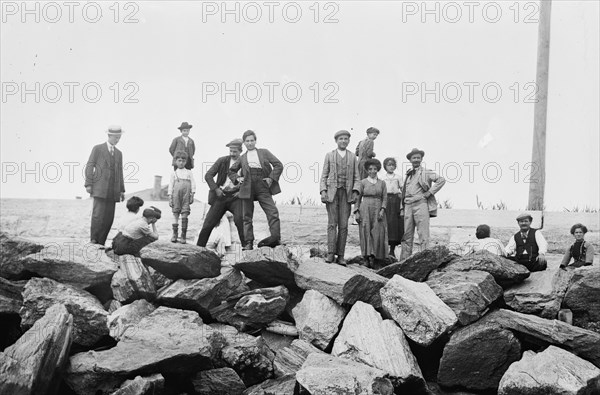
[197,195,244,247]
[326,188,352,257]
[242,169,280,243]
[91,197,116,245]
[400,199,430,260]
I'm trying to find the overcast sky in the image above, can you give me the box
[1,0,598,211]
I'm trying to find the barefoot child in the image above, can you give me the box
[112,206,161,257]
[169,151,196,243]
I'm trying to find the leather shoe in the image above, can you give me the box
[325,253,335,263]
[336,256,347,266]
[258,236,281,248]
[242,242,254,251]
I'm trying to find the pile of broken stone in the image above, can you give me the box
[1,230,599,395]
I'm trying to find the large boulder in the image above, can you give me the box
[380,275,458,346]
[192,368,246,395]
[156,267,244,317]
[291,289,346,350]
[377,246,457,281]
[273,339,325,377]
[0,232,44,280]
[294,259,388,308]
[481,309,600,368]
[220,336,274,387]
[332,301,425,390]
[65,307,225,395]
[234,246,299,288]
[440,250,530,288]
[296,353,394,395]
[107,299,156,341]
[210,286,289,331]
[243,374,297,395]
[563,265,600,327]
[20,241,118,294]
[140,241,221,280]
[504,257,571,319]
[438,321,521,390]
[498,346,600,395]
[0,304,73,395]
[110,255,156,304]
[0,277,25,315]
[20,277,108,347]
[110,374,164,395]
[426,270,502,326]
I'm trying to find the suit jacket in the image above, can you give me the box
[205,155,232,205]
[404,167,445,217]
[85,143,125,200]
[169,136,196,168]
[320,150,360,203]
[228,148,283,199]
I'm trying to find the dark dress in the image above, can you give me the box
[357,178,388,260]
[383,173,404,245]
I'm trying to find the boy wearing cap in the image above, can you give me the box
[355,127,380,180]
[399,148,446,260]
[320,130,360,265]
[197,139,245,248]
[85,126,126,246]
[169,122,196,170]
[168,151,196,243]
[505,213,548,271]
[112,206,161,257]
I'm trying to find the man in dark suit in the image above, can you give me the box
[229,130,283,250]
[85,126,125,246]
[169,121,195,170]
[196,138,245,248]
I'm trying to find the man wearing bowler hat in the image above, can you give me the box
[505,213,548,271]
[399,148,446,260]
[169,122,196,170]
[85,126,126,246]
[320,130,360,266]
[196,138,246,248]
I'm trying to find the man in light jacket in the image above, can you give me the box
[399,148,446,260]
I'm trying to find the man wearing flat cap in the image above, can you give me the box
[196,139,245,248]
[505,213,548,271]
[399,148,446,260]
[169,122,196,170]
[85,126,126,246]
[320,130,361,265]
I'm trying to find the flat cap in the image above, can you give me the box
[226,138,243,147]
[516,213,533,221]
[334,130,351,140]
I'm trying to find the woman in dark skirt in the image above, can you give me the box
[382,157,403,258]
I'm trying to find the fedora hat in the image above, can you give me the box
[406,148,425,160]
[106,125,124,135]
[178,122,193,130]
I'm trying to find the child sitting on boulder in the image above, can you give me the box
[112,206,161,257]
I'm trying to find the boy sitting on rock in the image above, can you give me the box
[112,206,161,257]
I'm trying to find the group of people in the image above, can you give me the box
[85,125,594,270]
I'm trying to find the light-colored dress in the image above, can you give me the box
[357,178,388,259]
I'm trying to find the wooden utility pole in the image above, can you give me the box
[528,0,552,210]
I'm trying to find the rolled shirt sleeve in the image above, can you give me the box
[505,236,516,256]
[535,231,548,255]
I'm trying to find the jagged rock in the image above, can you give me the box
[107,299,156,341]
[157,267,243,317]
[140,241,221,280]
[377,246,457,281]
[20,242,118,294]
[426,270,503,325]
[291,289,346,350]
[296,353,394,395]
[438,321,521,390]
[273,339,325,377]
[110,255,156,304]
[504,257,571,319]
[0,232,44,280]
[260,329,295,354]
[234,246,299,288]
[0,277,25,314]
[440,250,530,288]
[104,299,122,314]
[243,374,297,395]
[380,275,457,347]
[332,301,425,390]
[192,368,246,395]
[426,382,479,395]
[20,277,108,347]
[210,286,289,331]
[0,304,73,395]
[481,309,600,368]
[66,307,225,395]
[294,259,388,308]
[147,266,171,290]
[111,374,164,395]
[221,337,274,387]
[563,265,600,326]
[498,346,600,395]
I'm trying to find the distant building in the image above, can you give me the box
[126,175,169,201]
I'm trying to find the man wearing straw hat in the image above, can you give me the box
[85,125,126,247]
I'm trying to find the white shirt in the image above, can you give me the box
[168,168,196,195]
[247,149,261,168]
[505,229,548,256]
[182,136,189,146]
[337,149,347,158]
[221,159,240,189]
[106,142,115,155]
[465,237,506,256]
[115,211,138,232]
